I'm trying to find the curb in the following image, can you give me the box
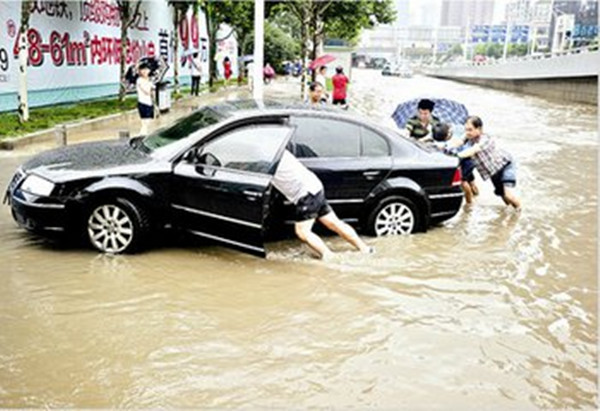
[0,111,134,150]
[0,87,239,151]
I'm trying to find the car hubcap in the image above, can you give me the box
[88,205,134,253]
[374,202,414,236]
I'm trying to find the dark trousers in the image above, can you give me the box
[191,76,201,96]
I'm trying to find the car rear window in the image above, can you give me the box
[290,117,361,158]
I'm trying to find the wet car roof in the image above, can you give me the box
[207,99,381,128]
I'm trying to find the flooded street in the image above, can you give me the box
[0,69,597,408]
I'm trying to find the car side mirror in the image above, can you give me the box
[184,148,199,163]
[194,152,221,177]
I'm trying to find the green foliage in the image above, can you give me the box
[449,44,463,56]
[474,42,530,59]
[268,0,396,47]
[509,43,528,56]
[486,43,503,59]
[269,6,302,41]
[324,0,396,43]
[0,98,137,139]
[247,22,300,73]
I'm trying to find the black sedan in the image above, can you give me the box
[4,101,463,257]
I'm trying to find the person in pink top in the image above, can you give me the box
[331,66,349,108]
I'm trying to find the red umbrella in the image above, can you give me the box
[308,54,336,70]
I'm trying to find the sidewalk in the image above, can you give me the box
[1,79,303,154]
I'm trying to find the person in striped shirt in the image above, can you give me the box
[453,116,521,211]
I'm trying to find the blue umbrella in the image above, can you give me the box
[392,98,469,128]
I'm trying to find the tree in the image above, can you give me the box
[269,0,395,95]
[324,0,396,47]
[17,0,33,123]
[116,0,143,102]
[448,43,463,56]
[246,22,300,74]
[199,1,233,89]
[508,43,527,57]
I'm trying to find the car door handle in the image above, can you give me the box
[243,190,263,200]
[363,171,381,179]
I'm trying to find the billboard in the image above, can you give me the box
[470,25,530,44]
[0,0,217,112]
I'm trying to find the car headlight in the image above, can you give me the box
[20,174,55,196]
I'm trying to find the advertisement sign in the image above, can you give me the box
[0,0,210,112]
[470,25,530,44]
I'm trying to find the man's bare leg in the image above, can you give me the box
[503,187,521,210]
[462,181,474,204]
[295,219,333,259]
[318,212,371,253]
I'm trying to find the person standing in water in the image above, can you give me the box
[453,116,521,211]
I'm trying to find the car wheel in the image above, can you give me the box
[86,197,149,254]
[367,196,419,236]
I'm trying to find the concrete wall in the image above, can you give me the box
[424,51,599,105]
[427,75,597,105]
[427,51,600,80]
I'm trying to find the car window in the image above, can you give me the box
[361,127,390,157]
[143,107,224,150]
[197,125,291,174]
[290,117,360,158]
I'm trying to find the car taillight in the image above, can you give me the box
[451,168,462,186]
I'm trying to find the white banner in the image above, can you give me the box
[0,0,226,111]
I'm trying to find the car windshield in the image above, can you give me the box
[142,107,224,151]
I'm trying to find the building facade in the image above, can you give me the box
[441,0,496,27]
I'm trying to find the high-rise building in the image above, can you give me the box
[394,0,411,27]
[410,0,443,26]
[441,0,496,26]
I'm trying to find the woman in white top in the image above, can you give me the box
[272,150,373,259]
[190,52,202,96]
[136,63,155,135]
[315,66,329,103]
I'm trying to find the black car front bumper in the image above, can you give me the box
[6,188,68,234]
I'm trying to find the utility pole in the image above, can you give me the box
[252,0,264,101]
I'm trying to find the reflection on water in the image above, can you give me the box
[0,70,597,408]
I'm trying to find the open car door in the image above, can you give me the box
[171,124,293,257]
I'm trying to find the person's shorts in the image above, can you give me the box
[491,162,517,197]
[460,158,475,183]
[137,102,154,119]
[295,190,332,222]
[332,98,347,105]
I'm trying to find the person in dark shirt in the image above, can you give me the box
[406,99,440,140]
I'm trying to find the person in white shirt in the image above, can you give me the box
[136,63,155,135]
[315,65,329,103]
[272,150,373,259]
[190,52,202,96]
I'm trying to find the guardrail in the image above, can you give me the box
[439,46,598,68]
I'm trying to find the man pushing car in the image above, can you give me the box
[272,149,374,260]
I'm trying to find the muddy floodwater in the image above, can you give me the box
[0,70,597,408]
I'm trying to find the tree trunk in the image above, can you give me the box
[173,9,180,96]
[237,33,248,86]
[205,7,216,89]
[118,13,128,102]
[17,0,31,123]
